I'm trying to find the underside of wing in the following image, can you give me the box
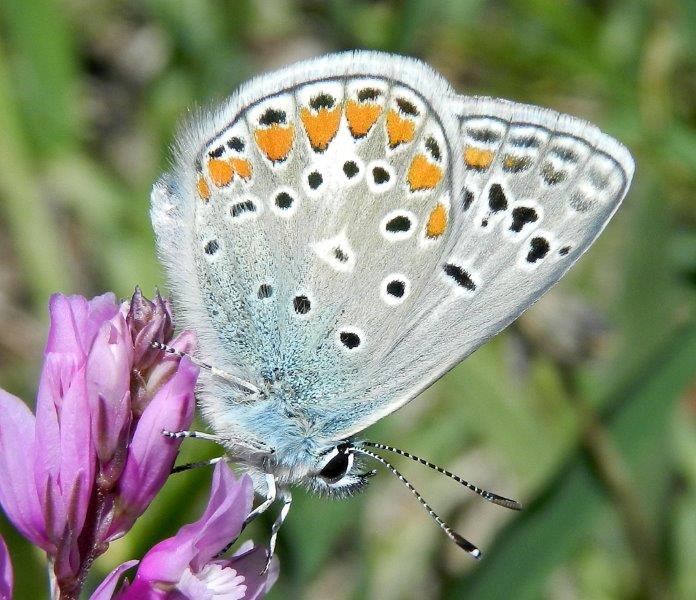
[150,51,633,445]
[332,94,634,437]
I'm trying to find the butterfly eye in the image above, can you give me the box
[319,449,353,484]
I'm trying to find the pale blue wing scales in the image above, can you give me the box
[151,52,460,444]
[151,51,633,450]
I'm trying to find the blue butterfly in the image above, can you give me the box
[151,51,633,564]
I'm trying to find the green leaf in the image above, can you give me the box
[448,323,696,599]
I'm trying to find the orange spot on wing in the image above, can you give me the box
[255,124,295,163]
[229,158,252,181]
[386,109,415,148]
[208,159,233,187]
[197,176,211,201]
[300,107,341,151]
[464,147,494,170]
[426,203,448,238]
[407,153,443,191]
[346,100,381,138]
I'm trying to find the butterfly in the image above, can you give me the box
[151,51,634,563]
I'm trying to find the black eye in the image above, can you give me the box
[319,450,351,484]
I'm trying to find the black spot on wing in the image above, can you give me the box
[527,237,550,263]
[231,200,256,218]
[372,166,390,184]
[275,191,293,210]
[510,207,538,233]
[343,161,359,178]
[357,88,381,102]
[462,188,474,211]
[204,240,219,255]
[541,163,567,185]
[259,108,287,126]
[467,127,501,143]
[385,216,412,232]
[488,184,508,212]
[395,98,419,116]
[386,280,405,298]
[425,137,441,161]
[339,331,361,349]
[510,135,541,149]
[550,146,578,163]
[258,283,273,299]
[227,137,245,152]
[308,171,323,189]
[333,247,348,263]
[443,263,476,291]
[293,295,311,314]
[309,93,335,110]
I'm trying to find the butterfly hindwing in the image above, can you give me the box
[330,94,633,436]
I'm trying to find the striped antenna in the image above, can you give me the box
[353,446,482,559]
[360,441,522,511]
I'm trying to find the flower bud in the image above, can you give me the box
[126,287,174,372]
[105,356,197,541]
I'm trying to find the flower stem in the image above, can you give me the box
[47,556,59,600]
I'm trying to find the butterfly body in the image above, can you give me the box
[152,51,633,501]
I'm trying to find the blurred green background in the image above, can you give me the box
[1,1,695,598]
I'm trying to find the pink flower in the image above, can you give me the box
[105,350,197,540]
[103,462,278,600]
[0,534,12,600]
[0,291,197,598]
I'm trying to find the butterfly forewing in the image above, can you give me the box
[151,52,633,444]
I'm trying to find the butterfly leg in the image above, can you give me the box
[171,456,224,474]
[162,429,222,443]
[151,340,261,396]
[263,490,292,574]
[244,473,277,527]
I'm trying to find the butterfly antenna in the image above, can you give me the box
[151,341,261,395]
[353,446,482,559]
[360,441,522,511]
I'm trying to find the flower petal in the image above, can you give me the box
[86,315,133,464]
[126,463,252,589]
[33,355,70,545]
[34,355,95,545]
[88,559,139,600]
[225,545,279,600]
[189,465,253,571]
[0,534,13,600]
[57,366,95,535]
[45,293,118,360]
[105,357,197,540]
[0,390,51,551]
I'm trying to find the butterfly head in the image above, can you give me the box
[293,441,376,498]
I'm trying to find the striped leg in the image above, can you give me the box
[171,456,224,474]
[244,474,277,527]
[263,491,292,574]
[151,341,261,396]
[162,429,222,443]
